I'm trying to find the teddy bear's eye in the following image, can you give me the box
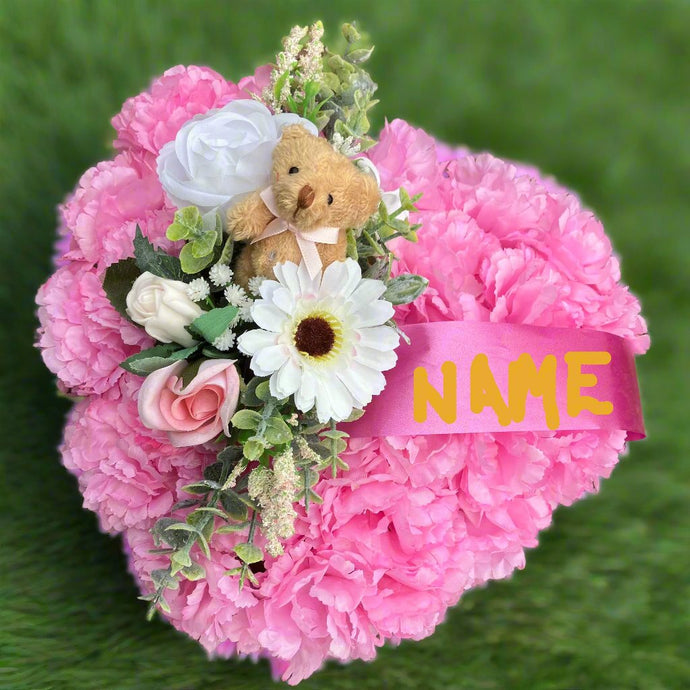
[327,194,334,205]
[289,166,299,174]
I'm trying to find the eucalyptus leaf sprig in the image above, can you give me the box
[346,188,428,307]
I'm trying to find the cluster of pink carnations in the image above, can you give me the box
[37,64,648,684]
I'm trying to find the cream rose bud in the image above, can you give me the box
[125,272,203,347]
[156,99,318,222]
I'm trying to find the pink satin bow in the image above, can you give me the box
[252,187,340,279]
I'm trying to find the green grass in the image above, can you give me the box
[1,1,688,688]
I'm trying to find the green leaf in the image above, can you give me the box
[383,273,428,306]
[225,489,259,511]
[164,522,200,535]
[241,377,268,407]
[133,227,183,280]
[321,429,348,440]
[243,439,264,461]
[234,542,263,565]
[180,562,206,581]
[120,344,199,376]
[343,408,365,423]
[187,509,214,541]
[190,231,218,259]
[170,548,193,571]
[196,533,211,559]
[216,445,243,467]
[179,242,214,274]
[102,258,140,319]
[152,518,188,549]
[220,491,249,521]
[341,22,361,43]
[273,70,291,102]
[202,346,232,359]
[166,206,203,241]
[346,228,359,260]
[216,522,249,534]
[180,482,214,496]
[231,409,262,431]
[180,358,204,389]
[255,381,272,402]
[192,506,228,520]
[151,568,179,590]
[264,416,293,445]
[189,305,239,344]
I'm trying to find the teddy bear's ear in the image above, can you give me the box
[279,124,314,141]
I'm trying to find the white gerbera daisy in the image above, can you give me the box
[237,260,399,423]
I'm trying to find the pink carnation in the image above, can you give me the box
[36,261,152,396]
[435,137,567,194]
[58,150,175,269]
[112,64,271,156]
[61,373,216,534]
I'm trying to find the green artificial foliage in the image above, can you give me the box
[1,1,688,689]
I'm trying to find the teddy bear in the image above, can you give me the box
[227,124,380,289]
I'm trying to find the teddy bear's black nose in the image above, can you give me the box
[297,185,315,210]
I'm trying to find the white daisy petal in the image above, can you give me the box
[319,260,349,299]
[352,300,395,328]
[259,278,281,301]
[237,328,277,355]
[251,302,287,332]
[336,365,373,408]
[348,278,387,305]
[273,261,300,295]
[350,361,387,396]
[341,258,364,298]
[354,345,398,371]
[294,368,317,412]
[297,260,318,297]
[250,355,277,377]
[314,376,335,423]
[271,357,302,398]
[322,371,355,421]
[357,325,400,351]
[271,286,295,314]
[253,344,290,374]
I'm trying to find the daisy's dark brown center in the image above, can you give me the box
[294,316,336,358]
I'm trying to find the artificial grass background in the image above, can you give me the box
[1,1,688,688]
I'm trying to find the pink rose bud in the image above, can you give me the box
[138,359,240,447]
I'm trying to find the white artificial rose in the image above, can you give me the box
[126,272,204,347]
[156,100,318,222]
[355,157,410,221]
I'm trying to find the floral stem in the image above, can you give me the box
[239,509,259,590]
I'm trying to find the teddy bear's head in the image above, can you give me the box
[271,125,380,233]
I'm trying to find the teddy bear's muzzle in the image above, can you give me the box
[297,184,315,210]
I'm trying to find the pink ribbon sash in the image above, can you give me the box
[344,321,645,440]
[252,188,340,279]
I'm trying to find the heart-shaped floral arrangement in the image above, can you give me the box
[36,22,648,685]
